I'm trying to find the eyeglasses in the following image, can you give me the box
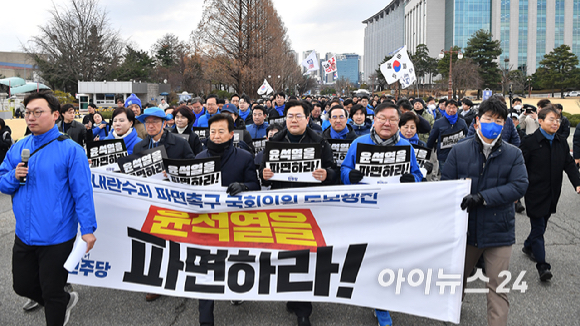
[375,115,399,124]
[331,115,346,120]
[546,118,562,124]
[287,114,306,120]
[24,110,46,118]
[144,119,163,125]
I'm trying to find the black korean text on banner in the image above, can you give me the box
[268,116,286,126]
[87,139,128,168]
[327,139,352,167]
[192,127,210,141]
[164,157,222,187]
[117,146,168,178]
[440,129,465,150]
[122,227,367,299]
[265,142,322,183]
[411,144,432,168]
[355,143,411,184]
[253,138,267,156]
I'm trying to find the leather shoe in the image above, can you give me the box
[145,293,161,302]
[539,268,553,282]
[297,316,311,326]
[522,246,536,262]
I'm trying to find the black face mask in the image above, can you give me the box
[207,138,231,155]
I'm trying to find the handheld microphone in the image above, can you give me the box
[20,149,30,184]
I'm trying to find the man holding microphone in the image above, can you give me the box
[0,91,97,326]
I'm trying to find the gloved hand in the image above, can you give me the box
[399,173,416,183]
[227,182,248,196]
[349,169,364,184]
[460,193,484,212]
[423,161,434,175]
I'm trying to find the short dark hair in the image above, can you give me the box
[252,105,267,115]
[266,123,283,133]
[361,95,370,101]
[284,100,311,116]
[144,102,155,109]
[116,98,123,104]
[396,99,413,112]
[93,111,104,121]
[88,103,98,110]
[276,92,286,99]
[439,98,447,105]
[206,95,218,104]
[328,104,348,119]
[59,103,75,115]
[112,107,136,125]
[312,101,322,109]
[553,103,563,111]
[538,104,560,120]
[374,102,400,117]
[462,98,473,107]
[477,97,508,120]
[208,113,234,132]
[512,97,522,104]
[23,91,60,113]
[230,93,240,100]
[426,96,435,103]
[0,118,5,129]
[446,99,459,108]
[399,111,420,128]
[174,105,195,124]
[343,99,353,107]
[537,99,551,109]
[350,104,366,118]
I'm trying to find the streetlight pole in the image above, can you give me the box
[439,47,463,100]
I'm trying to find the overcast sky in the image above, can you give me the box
[1,0,386,59]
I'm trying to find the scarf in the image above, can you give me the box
[275,104,285,116]
[443,111,458,125]
[207,138,231,156]
[239,108,250,121]
[330,126,349,140]
[399,131,420,145]
[176,125,188,134]
[370,127,399,146]
[113,127,133,139]
[540,128,554,145]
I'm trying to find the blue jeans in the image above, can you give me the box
[524,215,551,270]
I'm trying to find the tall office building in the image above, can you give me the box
[362,0,406,85]
[336,54,361,85]
[363,0,580,82]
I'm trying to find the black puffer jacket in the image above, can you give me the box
[259,127,338,188]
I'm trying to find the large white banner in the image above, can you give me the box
[69,169,470,323]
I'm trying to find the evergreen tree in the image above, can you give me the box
[535,44,579,98]
[463,29,502,97]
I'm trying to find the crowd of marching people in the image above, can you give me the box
[2,89,580,326]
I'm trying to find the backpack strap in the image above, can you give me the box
[30,134,70,157]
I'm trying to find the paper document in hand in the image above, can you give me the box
[64,236,88,272]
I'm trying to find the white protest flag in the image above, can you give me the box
[301,51,319,73]
[380,45,416,87]
[70,166,471,324]
[322,56,337,74]
[257,79,273,95]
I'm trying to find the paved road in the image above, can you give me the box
[1,177,580,326]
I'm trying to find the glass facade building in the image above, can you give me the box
[336,54,360,85]
[518,0,528,70]
[445,0,492,50]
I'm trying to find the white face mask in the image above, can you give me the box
[513,105,522,111]
[427,104,436,111]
